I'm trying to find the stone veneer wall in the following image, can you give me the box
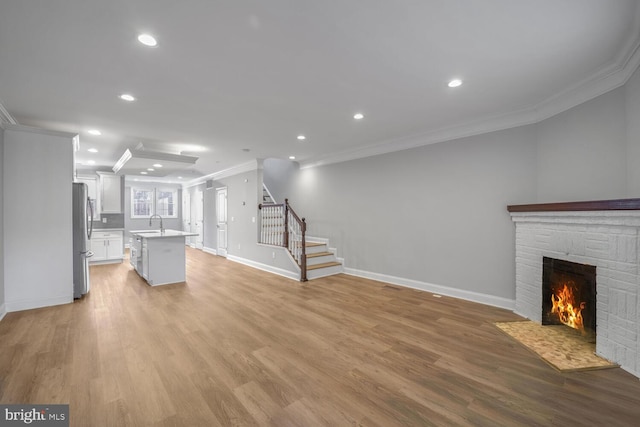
[511,211,640,378]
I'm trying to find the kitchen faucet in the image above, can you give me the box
[149,214,164,234]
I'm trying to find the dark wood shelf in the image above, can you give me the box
[507,198,640,213]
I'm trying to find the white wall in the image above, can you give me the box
[3,125,75,311]
[0,126,5,319]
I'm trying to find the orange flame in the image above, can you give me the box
[551,283,586,331]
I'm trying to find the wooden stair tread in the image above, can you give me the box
[307,261,341,271]
[305,242,325,247]
[307,251,333,258]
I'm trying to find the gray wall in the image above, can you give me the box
[263,158,299,204]
[291,126,538,300]
[536,87,628,202]
[626,64,640,196]
[190,168,297,276]
[0,126,4,315]
[282,66,640,303]
[3,126,74,311]
[124,182,182,241]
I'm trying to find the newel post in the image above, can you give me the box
[300,217,307,282]
[284,199,289,248]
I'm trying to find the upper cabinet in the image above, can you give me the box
[75,175,99,219]
[97,172,123,213]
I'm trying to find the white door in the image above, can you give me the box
[216,187,228,257]
[194,189,204,249]
[183,191,192,246]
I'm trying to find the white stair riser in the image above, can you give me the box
[305,244,329,254]
[307,265,343,280]
[307,254,336,266]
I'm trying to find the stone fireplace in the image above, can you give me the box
[508,199,640,378]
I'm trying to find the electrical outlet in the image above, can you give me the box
[102,217,107,223]
[272,252,275,259]
[231,216,235,222]
[238,243,241,249]
[252,217,255,223]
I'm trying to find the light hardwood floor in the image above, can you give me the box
[2,248,640,426]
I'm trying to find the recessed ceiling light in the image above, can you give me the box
[353,113,364,120]
[87,160,96,165]
[289,156,296,160]
[297,135,306,141]
[137,33,158,47]
[88,129,101,136]
[140,171,148,175]
[448,79,463,88]
[120,94,136,102]
[134,179,139,181]
[153,163,163,168]
[88,148,98,153]
[178,176,183,179]
[147,168,155,171]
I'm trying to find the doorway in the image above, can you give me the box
[194,189,204,249]
[216,187,228,257]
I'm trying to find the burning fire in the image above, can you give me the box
[551,283,586,331]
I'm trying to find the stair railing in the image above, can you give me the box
[259,198,307,281]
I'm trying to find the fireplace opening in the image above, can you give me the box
[542,257,596,341]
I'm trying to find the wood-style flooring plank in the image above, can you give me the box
[1,248,640,426]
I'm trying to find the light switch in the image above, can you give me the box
[251,217,255,223]
[102,217,107,223]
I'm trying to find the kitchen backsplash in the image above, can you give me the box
[92,213,125,229]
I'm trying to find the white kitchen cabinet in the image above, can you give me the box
[97,172,122,213]
[75,175,99,220]
[90,230,124,264]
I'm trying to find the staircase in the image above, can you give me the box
[259,194,342,281]
[305,241,343,280]
[262,185,275,205]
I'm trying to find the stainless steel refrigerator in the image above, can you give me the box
[73,182,94,298]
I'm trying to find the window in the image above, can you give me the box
[156,190,176,217]
[131,187,178,219]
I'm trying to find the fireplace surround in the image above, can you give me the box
[508,198,640,378]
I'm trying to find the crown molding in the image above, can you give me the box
[182,159,260,188]
[3,123,78,139]
[0,99,17,125]
[301,14,640,171]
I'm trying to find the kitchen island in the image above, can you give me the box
[130,229,198,286]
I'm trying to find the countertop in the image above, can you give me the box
[130,229,199,239]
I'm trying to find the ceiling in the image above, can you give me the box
[1,1,639,183]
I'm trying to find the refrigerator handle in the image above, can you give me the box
[87,196,94,240]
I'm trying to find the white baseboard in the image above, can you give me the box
[227,255,299,281]
[343,267,515,311]
[5,295,73,313]
[203,247,217,256]
[0,303,6,322]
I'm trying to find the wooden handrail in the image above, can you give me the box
[259,199,307,281]
[285,199,307,282]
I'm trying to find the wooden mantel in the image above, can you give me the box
[507,198,640,213]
